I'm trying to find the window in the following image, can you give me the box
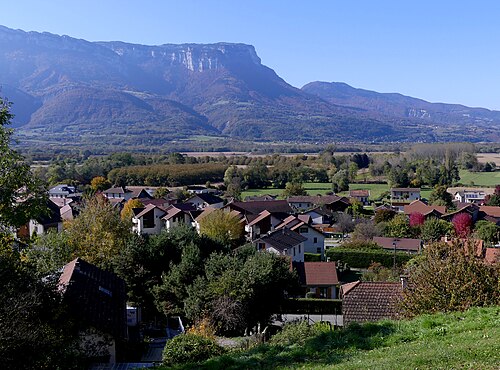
[298,244,301,253]
[143,212,155,228]
[293,247,296,256]
[313,237,318,244]
[319,287,328,298]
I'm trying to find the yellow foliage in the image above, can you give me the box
[187,317,216,339]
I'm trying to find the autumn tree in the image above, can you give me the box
[198,209,244,246]
[281,182,308,197]
[452,213,473,238]
[90,176,111,191]
[120,198,144,220]
[409,212,425,227]
[385,214,412,238]
[401,240,499,316]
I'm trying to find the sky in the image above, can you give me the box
[2,1,500,109]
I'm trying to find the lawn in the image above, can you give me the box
[459,169,500,187]
[166,306,500,370]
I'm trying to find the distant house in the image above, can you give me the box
[341,281,403,325]
[454,190,486,204]
[186,185,217,195]
[441,203,480,222]
[254,228,307,262]
[227,200,293,219]
[28,199,63,237]
[49,184,77,199]
[245,210,283,240]
[187,193,224,210]
[126,186,154,200]
[162,203,199,230]
[244,194,277,201]
[302,207,334,225]
[390,188,421,211]
[287,195,350,212]
[293,261,340,299]
[276,215,326,256]
[349,189,370,205]
[404,200,446,219]
[372,236,422,254]
[103,186,133,201]
[478,205,500,226]
[131,204,167,235]
[59,258,127,363]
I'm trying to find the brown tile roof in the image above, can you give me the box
[58,258,127,338]
[247,210,272,226]
[255,228,307,252]
[297,214,311,224]
[373,237,422,253]
[349,190,370,197]
[404,200,446,216]
[244,194,277,201]
[480,206,500,218]
[104,186,132,194]
[134,204,167,219]
[485,248,500,264]
[341,281,402,325]
[188,193,224,205]
[228,200,293,215]
[293,261,339,286]
[287,195,349,206]
[391,188,420,192]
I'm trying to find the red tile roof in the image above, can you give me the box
[293,262,339,286]
[404,200,446,216]
[341,281,402,325]
[485,248,500,264]
[480,206,500,218]
[349,190,370,197]
[373,237,422,252]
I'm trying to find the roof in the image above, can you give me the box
[293,261,339,286]
[127,187,154,199]
[404,200,446,216]
[134,204,167,219]
[255,228,307,252]
[58,258,127,338]
[247,210,272,226]
[349,189,370,197]
[341,281,403,325]
[485,248,500,264]
[480,206,500,218]
[35,199,63,225]
[287,195,349,206]
[49,184,77,195]
[103,186,132,194]
[60,204,74,221]
[373,237,422,252]
[244,194,277,201]
[188,193,224,205]
[229,200,293,215]
[391,188,420,192]
[162,203,198,220]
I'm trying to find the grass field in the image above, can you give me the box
[164,306,500,370]
[459,169,500,187]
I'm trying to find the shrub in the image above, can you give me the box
[325,248,413,268]
[162,333,225,366]
[270,321,329,346]
[304,253,322,262]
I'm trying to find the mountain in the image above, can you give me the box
[302,81,500,141]
[0,25,498,146]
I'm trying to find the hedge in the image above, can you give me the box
[279,298,342,314]
[325,248,413,268]
[304,253,322,262]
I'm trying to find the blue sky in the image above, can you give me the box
[2,1,500,109]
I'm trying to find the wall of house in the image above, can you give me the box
[133,209,165,235]
[299,228,325,256]
[266,243,304,262]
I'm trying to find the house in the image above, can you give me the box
[186,193,224,210]
[478,205,500,226]
[404,200,446,219]
[441,203,480,222]
[59,258,127,363]
[302,206,334,225]
[349,189,370,205]
[103,186,133,201]
[341,281,403,325]
[131,204,167,235]
[49,184,77,199]
[126,186,154,200]
[186,185,217,194]
[244,194,277,201]
[287,195,350,212]
[162,203,199,230]
[227,200,293,218]
[28,199,63,237]
[245,210,283,240]
[276,215,326,256]
[454,190,487,204]
[390,188,421,211]
[254,228,307,262]
[372,236,422,254]
[292,261,340,299]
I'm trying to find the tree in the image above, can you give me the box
[0,98,47,231]
[388,165,410,188]
[243,163,269,189]
[90,176,111,191]
[474,221,500,245]
[485,185,500,206]
[198,209,244,246]
[281,182,308,197]
[428,185,453,207]
[335,212,354,238]
[420,218,453,242]
[120,198,144,221]
[331,169,349,193]
[401,240,499,316]
[352,220,381,241]
[409,212,425,227]
[452,213,472,238]
[154,187,169,199]
[374,209,396,223]
[385,214,412,238]
[65,195,132,269]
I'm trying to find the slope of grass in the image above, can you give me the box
[163,306,500,369]
[459,169,500,187]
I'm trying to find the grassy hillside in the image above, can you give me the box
[459,169,500,187]
[165,306,500,369]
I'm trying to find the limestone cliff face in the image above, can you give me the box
[99,41,261,72]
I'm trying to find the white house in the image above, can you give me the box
[162,203,198,230]
[131,204,167,235]
[276,215,326,257]
[186,193,224,210]
[254,228,307,262]
[245,210,283,240]
[28,199,63,237]
[103,186,133,201]
[454,190,486,204]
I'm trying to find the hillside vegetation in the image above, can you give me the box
[164,306,500,369]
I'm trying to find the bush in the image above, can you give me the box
[325,248,413,268]
[270,321,330,346]
[304,253,322,262]
[162,333,225,366]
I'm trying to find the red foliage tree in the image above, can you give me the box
[409,212,425,227]
[452,213,472,238]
